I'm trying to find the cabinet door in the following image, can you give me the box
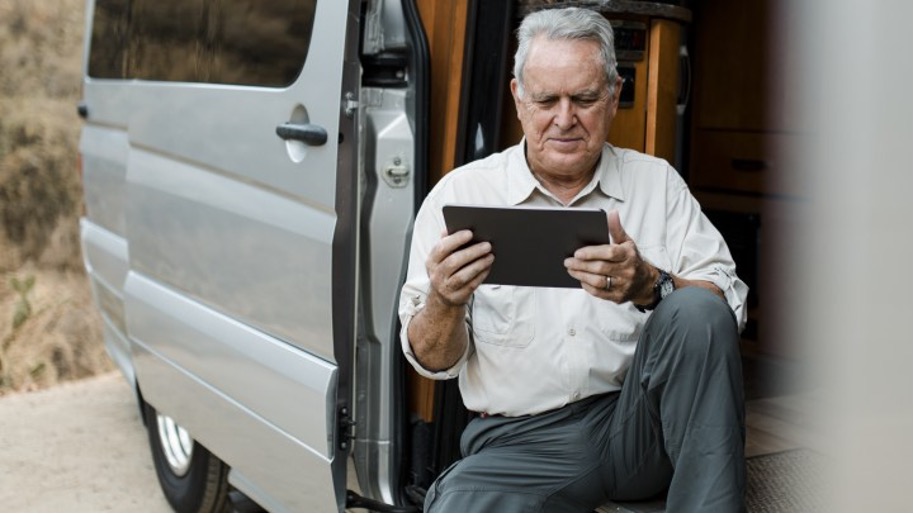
[693,0,770,131]
[692,0,802,133]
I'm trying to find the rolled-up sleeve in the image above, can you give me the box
[398,198,471,379]
[666,177,750,332]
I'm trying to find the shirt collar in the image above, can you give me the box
[595,144,625,202]
[506,141,626,205]
[506,139,540,205]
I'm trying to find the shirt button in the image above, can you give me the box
[568,328,576,337]
[572,392,581,400]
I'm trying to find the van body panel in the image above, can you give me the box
[79,125,129,235]
[125,81,340,209]
[81,219,133,386]
[353,87,419,503]
[80,221,128,300]
[130,325,338,513]
[81,81,131,129]
[79,121,133,383]
[125,147,336,360]
[126,272,337,459]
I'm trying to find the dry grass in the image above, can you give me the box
[0,0,113,394]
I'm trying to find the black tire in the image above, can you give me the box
[144,401,230,512]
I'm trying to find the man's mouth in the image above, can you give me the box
[548,137,583,147]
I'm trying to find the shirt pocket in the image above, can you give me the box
[471,284,535,347]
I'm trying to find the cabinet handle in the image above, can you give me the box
[676,45,691,116]
[731,158,769,172]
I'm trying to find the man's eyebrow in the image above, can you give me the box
[530,92,557,101]
[573,89,604,99]
[529,89,605,101]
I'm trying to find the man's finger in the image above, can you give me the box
[442,240,492,272]
[607,210,630,245]
[431,230,475,262]
[449,252,494,286]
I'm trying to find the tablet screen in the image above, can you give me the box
[442,205,609,288]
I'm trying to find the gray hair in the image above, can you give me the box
[513,7,618,98]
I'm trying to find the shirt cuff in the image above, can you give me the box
[691,265,749,332]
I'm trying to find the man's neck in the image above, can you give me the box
[530,169,595,206]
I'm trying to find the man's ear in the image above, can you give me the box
[608,76,623,116]
[510,78,524,119]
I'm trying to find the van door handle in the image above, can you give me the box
[275,122,328,146]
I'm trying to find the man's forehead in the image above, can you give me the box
[524,37,603,74]
[527,35,602,61]
[523,42,608,95]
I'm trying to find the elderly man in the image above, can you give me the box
[399,7,748,512]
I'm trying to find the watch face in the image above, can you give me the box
[659,272,674,298]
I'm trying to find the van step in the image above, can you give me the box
[345,490,418,513]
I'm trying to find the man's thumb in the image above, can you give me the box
[607,210,629,244]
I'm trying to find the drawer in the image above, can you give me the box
[690,130,803,197]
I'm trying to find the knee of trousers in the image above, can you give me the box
[646,287,740,362]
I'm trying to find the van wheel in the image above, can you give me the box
[144,402,230,512]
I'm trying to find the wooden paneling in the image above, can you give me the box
[691,0,770,132]
[416,0,470,183]
[409,0,473,423]
[644,19,680,163]
[606,52,649,152]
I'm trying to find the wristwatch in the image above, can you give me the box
[635,269,675,312]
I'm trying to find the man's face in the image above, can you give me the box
[511,36,621,181]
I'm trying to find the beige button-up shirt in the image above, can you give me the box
[399,142,748,417]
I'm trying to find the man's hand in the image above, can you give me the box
[407,229,493,372]
[564,210,657,305]
[426,229,494,307]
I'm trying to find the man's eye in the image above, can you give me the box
[574,97,598,106]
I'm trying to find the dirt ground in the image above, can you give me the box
[0,265,113,394]
[0,371,170,512]
[0,0,113,396]
[0,2,171,509]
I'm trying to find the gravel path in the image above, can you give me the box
[0,372,171,512]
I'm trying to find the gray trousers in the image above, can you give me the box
[424,288,746,512]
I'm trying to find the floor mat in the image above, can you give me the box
[746,448,826,512]
[598,448,827,513]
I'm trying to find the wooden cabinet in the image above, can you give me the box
[689,0,804,357]
[690,0,804,189]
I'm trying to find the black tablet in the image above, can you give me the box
[442,204,609,288]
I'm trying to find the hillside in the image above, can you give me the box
[0,0,112,393]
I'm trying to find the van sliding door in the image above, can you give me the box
[114,1,359,511]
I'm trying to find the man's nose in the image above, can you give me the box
[553,99,577,130]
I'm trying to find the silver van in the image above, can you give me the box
[79,0,437,510]
[78,0,766,512]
